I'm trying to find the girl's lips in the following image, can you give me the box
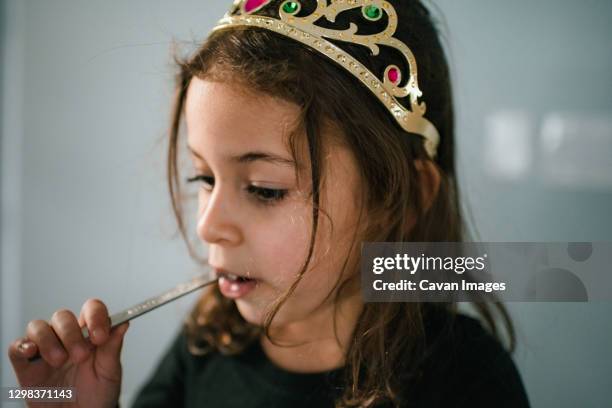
[218,275,258,299]
[212,268,259,299]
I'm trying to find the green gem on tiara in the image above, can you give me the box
[281,1,301,15]
[362,4,382,21]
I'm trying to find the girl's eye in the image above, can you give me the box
[185,175,288,205]
[186,175,214,190]
[246,185,288,203]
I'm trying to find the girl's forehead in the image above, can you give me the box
[186,78,298,128]
[185,78,300,150]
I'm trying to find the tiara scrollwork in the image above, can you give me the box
[212,0,440,159]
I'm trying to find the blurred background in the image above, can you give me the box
[1,0,611,407]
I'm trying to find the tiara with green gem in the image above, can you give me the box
[211,0,440,159]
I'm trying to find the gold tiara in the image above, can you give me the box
[211,0,440,159]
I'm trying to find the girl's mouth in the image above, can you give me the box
[217,272,258,299]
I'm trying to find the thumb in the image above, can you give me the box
[93,322,129,382]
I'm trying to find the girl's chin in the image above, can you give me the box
[235,303,303,331]
[234,299,266,326]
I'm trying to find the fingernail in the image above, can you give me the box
[18,341,33,354]
[93,328,105,340]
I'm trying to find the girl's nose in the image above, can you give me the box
[196,186,242,245]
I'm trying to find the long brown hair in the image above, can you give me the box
[166,1,514,406]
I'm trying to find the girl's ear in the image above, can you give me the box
[414,159,441,211]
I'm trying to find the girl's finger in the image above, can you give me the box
[7,336,55,387]
[24,320,68,368]
[49,309,91,364]
[93,322,130,383]
[79,298,111,346]
[8,336,40,366]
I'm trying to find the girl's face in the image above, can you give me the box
[185,77,364,329]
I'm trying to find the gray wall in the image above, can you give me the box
[2,1,611,407]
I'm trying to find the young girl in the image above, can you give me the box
[9,0,530,406]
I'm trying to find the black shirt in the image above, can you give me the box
[130,313,530,407]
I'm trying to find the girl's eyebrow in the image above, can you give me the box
[187,145,296,168]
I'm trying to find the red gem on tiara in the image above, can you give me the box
[244,0,268,13]
[388,67,400,84]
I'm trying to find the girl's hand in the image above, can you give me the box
[7,298,129,408]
